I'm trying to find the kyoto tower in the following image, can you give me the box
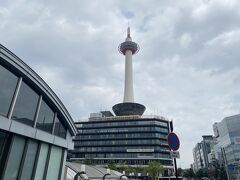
[112,27,146,116]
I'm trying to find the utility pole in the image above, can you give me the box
[169,121,178,179]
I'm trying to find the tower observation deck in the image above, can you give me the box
[112,27,145,116]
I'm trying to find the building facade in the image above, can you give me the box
[213,114,240,179]
[192,135,215,172]
[0,44,77,180]
[71,112,174,174]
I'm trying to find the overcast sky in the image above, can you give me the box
[1,0,240,168]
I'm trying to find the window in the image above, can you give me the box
[3,135,26,180]
[12,81,39,126]
[36,99,54,133]
[0,131,8,164]
[20,140,38,180]
[46,146,63,180]
[34,143,49,180]
[54,116,67,139]
[0,64,18,117]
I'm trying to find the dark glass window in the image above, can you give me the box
[0,64,18,117]
[54,116,67,139]
[3,135,26,179]
[20,139,38,180]
[12,81,39,126]
[0,130,9,164]
[36,99,54,133]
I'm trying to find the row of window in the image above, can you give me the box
[75,152,170,158]
[0,130,64,180]
[76,120,168,128]
[0,64,66,139]
[74,146,170,152]
[78,126,169,134]
[75,132,168,140]
[74,139,168,146]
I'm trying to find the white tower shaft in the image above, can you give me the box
[123,50,134,102]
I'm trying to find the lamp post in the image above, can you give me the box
[103,169,111,180]
[120,171,127,180]
[74,172,86,180]
[120,175,127,180]
[74,165,87,180]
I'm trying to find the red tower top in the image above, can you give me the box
[118,27,139,55]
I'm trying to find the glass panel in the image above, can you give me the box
[34,143,49,180]
[12,81,39,126]
[3,135,25,180]
[20,140,38,180]
[0,130,9,164]
[46,146,62,180]
[0,64,18,117]
[36,100,54,133]
[54,117,66,139]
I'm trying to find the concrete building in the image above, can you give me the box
[192,135,215,172]
[0,44,77,180]
[213,114,240,179]
[71,27,175,177]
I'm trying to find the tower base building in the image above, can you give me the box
[71,112,174,176]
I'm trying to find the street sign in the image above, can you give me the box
[168,132,180,151]
[228,164,236,172]
[170,151,180,158]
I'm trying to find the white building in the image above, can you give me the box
[213,114,240,180]
[192,135,215,172]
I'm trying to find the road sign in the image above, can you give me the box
[168,132,180,151]
[170,151,180,158]
[228,164,236,172]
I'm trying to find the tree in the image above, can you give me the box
[196,168,208,178]
[177,168,183,177]
[83,158,93,165]
[144,161,164,180]
[183,168,195,178]
[107,160,117,170]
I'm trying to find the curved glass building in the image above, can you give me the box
[0,44,77,180]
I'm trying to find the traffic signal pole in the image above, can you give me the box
[170,121,178,180]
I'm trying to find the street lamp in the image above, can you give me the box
[120,171,127,180]
[74,172,86,180]
[74,165,87,180]
[103,169,111,180]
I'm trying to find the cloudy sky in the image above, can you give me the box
[1,0,240,168]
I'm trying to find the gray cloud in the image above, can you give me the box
[1,0,240,168]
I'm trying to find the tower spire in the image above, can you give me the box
[127,26,130,38]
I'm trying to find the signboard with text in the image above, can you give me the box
[170,151,180,159]
[126,149,154,152]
